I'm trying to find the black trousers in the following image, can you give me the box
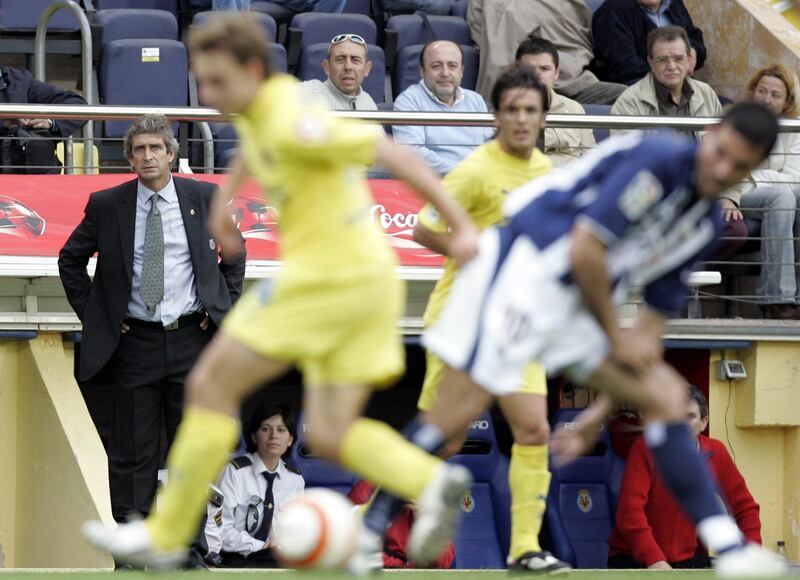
[608,551,712,569]
[108,318,211,521]
[219,549,280,568]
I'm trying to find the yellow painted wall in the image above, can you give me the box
[709,346,800,560]
[0,334,113,568]
[0,341,19,567]
[684,0,800,100]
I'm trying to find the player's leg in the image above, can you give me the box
[83,331,292,567]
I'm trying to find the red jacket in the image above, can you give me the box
[608,435,761,566]
[348,481,455,569]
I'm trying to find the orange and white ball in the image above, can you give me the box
[273,488,361,569]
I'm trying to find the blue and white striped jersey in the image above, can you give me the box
[502,132,723,315]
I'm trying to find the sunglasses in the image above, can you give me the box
[331,33,366,45]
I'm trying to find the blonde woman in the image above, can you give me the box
[739,65,800,319]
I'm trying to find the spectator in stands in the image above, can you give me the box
[0,64,87,174]
[300,34,377,110]
[468,0,626,105]
[592,0,707,86]
[251,0,345,13]
[348,480,455,568]
[58,114,246,525]
[203,403,304,568]
[608,385,761,569]
[735,65,800,319]
[392,40,493,175]
[610,26,721,138]
[515,38,596,167]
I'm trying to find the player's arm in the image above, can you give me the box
[375,136,479,265]
[209,153,248,258]
[413,221,452,256]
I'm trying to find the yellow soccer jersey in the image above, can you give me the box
[418,140,552,326]
[235,74,395,281]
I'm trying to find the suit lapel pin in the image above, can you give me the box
[190,208,196,216]
[209,239,216,250]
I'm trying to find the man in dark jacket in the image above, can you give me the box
[0,64,87,173]
[592,0,706,86]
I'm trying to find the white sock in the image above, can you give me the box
[697,514,744,554]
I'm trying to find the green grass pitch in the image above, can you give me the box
[0,570,716,580]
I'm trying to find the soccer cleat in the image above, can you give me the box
[82,520,187,570]
[508,551,572,575]
[714,543,789,578]
[346,527,384,576]
[407,463,472,567]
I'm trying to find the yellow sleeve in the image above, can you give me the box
[417,161,479,233]
[274,107,383,167]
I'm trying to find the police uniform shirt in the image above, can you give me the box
[205,452,305,556]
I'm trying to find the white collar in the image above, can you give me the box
[420,79,465,107]
[137,176,176,204]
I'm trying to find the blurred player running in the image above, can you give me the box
[373,102,789,578]
[83,13,479,571]
[360,66,569,573]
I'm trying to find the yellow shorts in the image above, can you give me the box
[417,349,548,411]
[222,272,405,388]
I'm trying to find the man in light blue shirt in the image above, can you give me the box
[393,40,493,175]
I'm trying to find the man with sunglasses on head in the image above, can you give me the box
[300,34,377,111]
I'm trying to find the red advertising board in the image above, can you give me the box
[0,174,444,267]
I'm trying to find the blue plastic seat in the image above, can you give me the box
[93,0,179,16]
[100,39,188,138]
[343,0,370,14]
[385,13,470,64]
[289,413,357,495]
[270,42,288,72]
[0,0,81,31]
[582,103,613,143]
[545,409,625,569]
[91,9,178,64]
[287,12,377,66]
[450,0,468,19]
[392,43,477,97]
[192,10,277,42]
[296,42,385,103]
[447,413,509,569]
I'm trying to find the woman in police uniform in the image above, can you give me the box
[204,403,304,567]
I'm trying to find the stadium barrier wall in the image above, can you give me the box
[686,0,800,100]
[0,334,113,568]
[709,346,800,559]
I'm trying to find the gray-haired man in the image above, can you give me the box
[59,114,246,523]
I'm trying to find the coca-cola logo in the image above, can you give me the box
[370,204,418,231]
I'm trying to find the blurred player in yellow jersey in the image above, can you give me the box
[360,67,570,572]
[83,13,479,572]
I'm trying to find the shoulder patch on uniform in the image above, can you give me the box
[285,462,302,476]
[209,487,224,508]
[618,170,663,221]
[213,510,223,527]
[295,113,327,143]
[229,455,252,470]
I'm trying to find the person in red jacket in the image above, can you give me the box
[608,385,761,569]
[348,481,455,569]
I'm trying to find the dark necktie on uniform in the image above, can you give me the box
[253,471,277,541]
[140,193,164,317]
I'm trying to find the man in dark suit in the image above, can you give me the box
[59,113,246,522]
[0,64,87,173]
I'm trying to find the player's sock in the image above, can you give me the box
[644,422,744,553]
[508,443,550,559]
[147,406,240,551]
[361,416,447,534]
[340,418,442,502]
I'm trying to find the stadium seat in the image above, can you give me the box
[392,43,477,96]
[270,41,289,72]
[92,0,179,17]
[99,39,188,138]
[296,42,385,103]
[211,123,239,171]
[585,0,606,12]
[384,14,471,67]
[0,0,82,31]
[289,413,357,494]
[91,9,178,61]
[343,0,371,15]
[450,0,469,19]
[192,10,278,43]
[447,413,510,569]
[581,103,613,143]
[287,12,377,66]
[544,409,625,569]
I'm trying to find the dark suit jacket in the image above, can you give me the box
[0,65,88,138]
[592,0,706,86]
[58,176,246,381]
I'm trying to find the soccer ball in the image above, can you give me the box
[273,488,361,569]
